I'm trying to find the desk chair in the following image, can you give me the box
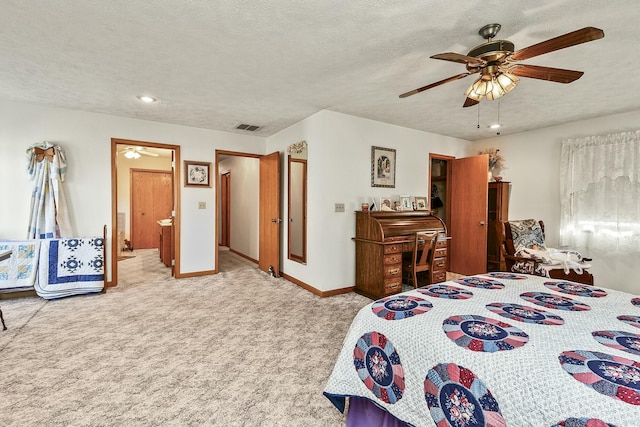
[500,219,594,285]
[404,231,439,288]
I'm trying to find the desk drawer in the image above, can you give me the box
[384,244,402,254]
[436,240,448,249]
[384,263,402,277]
[384,253,402,265]
[384,277,402,294]
[434,247,447,258]
[433,257,447,270]
[432,270,447,283]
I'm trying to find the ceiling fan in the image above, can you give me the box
[119,146,159,159]
[399,24,604,107]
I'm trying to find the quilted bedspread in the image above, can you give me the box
[36,237,104,299]
[0,240,40,289]
[323,273,640,426]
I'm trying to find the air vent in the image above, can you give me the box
[235,123,261,132]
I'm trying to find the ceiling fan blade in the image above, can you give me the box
[509,27,604,61]
[138,149,159,157]
[508,64,584,83]
[463,97,480,108]
[399,72,474,98]
[430,52,485,67]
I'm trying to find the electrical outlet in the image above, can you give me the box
[198,201,206,209]
[335,203,345,212]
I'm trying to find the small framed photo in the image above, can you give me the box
[379,197,393,211]
[400,195,412,211]
[371,146,396,188]
[415,196,428,210]
[184,160,211,187]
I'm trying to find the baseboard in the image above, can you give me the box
[176,269,217,278]
[229,248,258,264]
[0,288,37,299]
[280,272,354,297]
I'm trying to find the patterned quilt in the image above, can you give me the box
[324,274,640,426]
[36,237,104,299]
[0,240,40,289]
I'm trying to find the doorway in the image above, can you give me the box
[429,153,489,276]
[215,150,281,275]
[110,139,180,287]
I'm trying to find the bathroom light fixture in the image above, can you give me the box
[137,95,157,103]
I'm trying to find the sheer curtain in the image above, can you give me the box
[560,130,640,253]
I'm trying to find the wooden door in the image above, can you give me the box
[131,170,173,249]
[259,152,281,275]
[220,172,230,247]
[448,155,489,275]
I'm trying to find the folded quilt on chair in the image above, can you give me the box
[36,237,104,299]
[0,240,40,290]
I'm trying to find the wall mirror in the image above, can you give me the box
[287,141,308,264]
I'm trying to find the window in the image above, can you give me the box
[560,130,640,253]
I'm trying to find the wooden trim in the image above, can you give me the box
[0,289,37,299]
[229,248,258,264]
[280,272,354,297]
[111,138,181,287]
[216,149,262,159]
[175,269,217,278]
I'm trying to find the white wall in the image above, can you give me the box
[267,110,472,292]
[218,156,260,260]
[473,110,640,293]
[0,99,265,279]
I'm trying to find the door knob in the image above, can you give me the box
[479,221,486,226]
[271,218,282,223]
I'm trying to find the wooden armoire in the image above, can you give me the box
[486,181,510,271]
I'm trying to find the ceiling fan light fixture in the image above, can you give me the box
[123,150,141,159]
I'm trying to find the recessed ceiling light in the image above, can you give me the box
[489,124,501,129]
[137,95,157,103]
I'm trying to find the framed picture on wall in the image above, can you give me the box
[184,160,211,187]
[371,146,396,188]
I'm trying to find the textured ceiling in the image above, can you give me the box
[1,1,639,141]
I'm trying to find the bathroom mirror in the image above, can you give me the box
[287,141,307,264]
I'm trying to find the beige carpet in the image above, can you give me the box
[0,248,370,426]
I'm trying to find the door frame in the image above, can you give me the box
[109,138,181,287]
[214,150,282,273]
[215,150,262,272]
[220,171,231,247]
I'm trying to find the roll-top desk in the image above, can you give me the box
[354,211,449,300]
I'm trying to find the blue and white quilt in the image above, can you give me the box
[324,274,640,426]
[36,237,104,299]
[0,240,40,290]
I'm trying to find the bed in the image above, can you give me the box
[324,273,640,426]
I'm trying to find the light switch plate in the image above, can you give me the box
[198,202,206,209]
[335,203,345,212]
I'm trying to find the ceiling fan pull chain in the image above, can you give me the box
[477,103,480,129]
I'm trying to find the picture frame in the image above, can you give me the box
[415,196,428,210]
[371,146,396,188]
[400,195,412,211]
[379,197,393,211]
[184,160,211,187]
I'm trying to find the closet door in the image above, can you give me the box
[131,170,173,249]
[448,155,489,275]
